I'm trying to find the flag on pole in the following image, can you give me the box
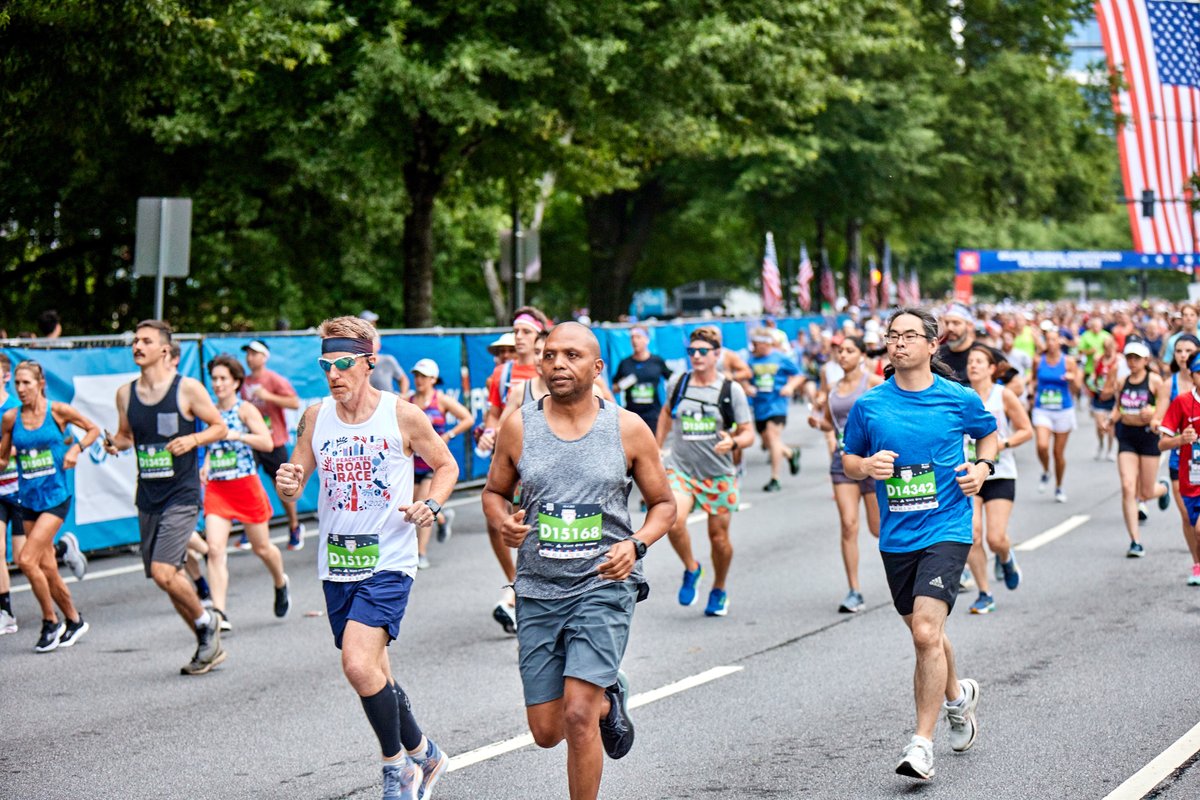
[909,267,921,305]
[848,261,861,307]
[820,257,837,307]
[1095,0,1200,254]
[796,244,814,312]
[881,243,893,308]
[761,232,784,315]
[898,265,912,306]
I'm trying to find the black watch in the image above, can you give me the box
[422,498,442,516]
[974,458,996,476]
[630,538,647,559]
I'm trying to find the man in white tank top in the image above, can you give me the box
[275,316,458,800]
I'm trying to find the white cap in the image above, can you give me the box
[1039,320,1056,332]
[1124,340,1151,358]
[488,332,516,354]
[358,310,380,323]
[411,358,442,383]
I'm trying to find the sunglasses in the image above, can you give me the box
[318,354,368,372]
[686,347,713,357]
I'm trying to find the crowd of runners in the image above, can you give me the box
[2,296,1199,798]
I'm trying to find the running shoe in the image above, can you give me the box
[418,555,431,570]
[1055,488,1067,504]
[704,588,729,617]
[1190,564,1200,586]
[944,678,980,752]
[959,568,975,593]
[1127,541,1145,558]
[181,614,225,675]
[992,554,1004,583]
[237,532,252,551]
[58,532,87,580]
[0,609,16,636]
[969,593,996,614]
[492,602,517,635]
[678,563,704,606]
[599,670,635,759]
[274,575,291,618]
[838,589,865,613]
[1137,502,1149,522]
[788,449,802,476]
[895,736,935,780]
[413,739,448,800]
[57,617,89,648]
[763,478,782,492]
[381,758,423,800]
[214,608,232,633]
[436,508,455,543]
[34,619,65,653]
[1158,480,1171,511]
[288,524,306,551]
[999,554,1021,591]
[1038,473,1050,493]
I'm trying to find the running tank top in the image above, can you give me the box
[828,372,869,452]
[11,403,71,511]
[1035,355,1073,410]
[208,401,258,482]
[410,392,446,473]
[968,385,1016,481]
[128,374,200,513]
[1118,373,1154,420]
[0,394,21,504]
[515,398,644,600]
[313,392,416,581]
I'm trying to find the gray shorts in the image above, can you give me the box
[516,580,638,706]
[137,505,199,577]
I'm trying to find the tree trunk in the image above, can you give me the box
[401,116,447,329]
[584,179,664,322]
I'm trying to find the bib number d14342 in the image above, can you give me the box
[885,463,939,513]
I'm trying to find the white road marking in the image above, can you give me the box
[446,665,744,773]
[1015,514,1090,552]
[1102,720,1200,800]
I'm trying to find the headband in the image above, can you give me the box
[321,337,373,355]
[512,314,545,332]
[631,326,649,338]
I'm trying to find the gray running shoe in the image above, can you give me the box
[895,737,934,780]
[418,555,431,570]
[436,508,455,543]
[838,590,865,613]
[412,739,448,800]
[59,532,87,580]
[181,614,226,675]
[944,678,980,752]
[0,609,16,636]
[381,758,422,800]
[214,608,232,633]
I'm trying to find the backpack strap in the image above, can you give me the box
[668,373,691,418]
[500,360,514,403]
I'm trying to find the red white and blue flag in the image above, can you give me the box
[1096,0,1200,253]
[820,256,837,307]
[848,260,861,307]
[881,243,894,308]
[762,232,784,314]
[796,244,814,311]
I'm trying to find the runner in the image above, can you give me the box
[962,345,1033,615]
[0,352,21,634]
[103,319,229,675]
[1029,327,1077,502]
[201,355,291,629]
[1087,335,1119,461]
[612,326,671,432]
[1158,334,1200,580]
[936,303,976,383]
[1156,351,1200,586]
[656,327,754,617]
[0,360,100,652]
[370,332,411,397]
[1101,338,1171,556]
[482,322,675,800]
[745,328,803,492]
[407,358,472,569]
[275,315,455,800]
[239,339,306,551]
[842,307,998,781]
[809,335,883,613]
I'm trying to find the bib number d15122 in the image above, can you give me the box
[885,463,939,513]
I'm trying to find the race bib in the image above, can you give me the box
[680,412,718,441]
[537,502,604,560]
[326,533,380,582]
[0,460,17,496]
[630,382,655,405]
[136,444,175,479]
[885,463,939,513]
[208,447,240,481]
[1190,447,1200,486]
[16,448,55,480]
[1119,389,1148,415]
[1038,388,1063,410]
[754,371,776,393]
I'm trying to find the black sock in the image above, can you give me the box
[361,686,403,760]
[392,682,424,753]
[0,592,10,615]
[194,576,210,600]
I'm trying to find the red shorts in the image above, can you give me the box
[204,474,273,524]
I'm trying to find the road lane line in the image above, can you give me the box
[1014,514,1089,552]
[1103,720,1200,800]
[446,665,744,773]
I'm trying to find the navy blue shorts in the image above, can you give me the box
[1183,494,1200,527]
[323,570,413,650]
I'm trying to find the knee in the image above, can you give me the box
[16,548,39,573]
[341,654,380,693]
[530,719,564,749]
[150,564,177,590]
[910,618,944,651]
[250,541,275,560]
[562,698,599,740]
[840,521,858,541]
[208,548,228,568]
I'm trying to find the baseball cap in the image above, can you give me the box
[411,358,442,383]
[358,310,380,323]
[241,339,270,355]
[943,302,973,322]
[1124,340,1151,358]
[487,332,516,354]
[1039,320,1056,332]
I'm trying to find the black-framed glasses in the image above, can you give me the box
[318,354,368,372]
[686,347,713,357]
[884,332,929,345]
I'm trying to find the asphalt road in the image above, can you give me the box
[4,406,1200,800]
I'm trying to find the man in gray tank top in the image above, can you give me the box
[483,322,676,800]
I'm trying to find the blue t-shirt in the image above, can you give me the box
[748,352,800,420]
[843,375,997,553]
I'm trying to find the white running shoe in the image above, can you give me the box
[1055,488,1067,504]
[944,678,980,752]
[59,532,88,580]
[0,609,16,635]
[1038,473,1050,493]
[895,736,935,780]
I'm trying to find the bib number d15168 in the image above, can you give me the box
[885,463,939,513]
[326,533,380,581]
[537,502,604,560]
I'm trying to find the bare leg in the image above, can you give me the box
[966,496,990,596]
[904,596,958,741]
[1118,451,1141,542]
[666,490,698,571]
[1035,426,1051,474]
[833,482,863,591]
[707,513,733,590]
[149,562,204,628]
[17,516,75,622]
[204,515,232,612]
[526,679,614,800]
[983,499,1015,564]
[1052,432,1070,488]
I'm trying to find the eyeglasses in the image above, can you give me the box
[686,347,713,357]
[884,332,929,345]
[318,354,368,372]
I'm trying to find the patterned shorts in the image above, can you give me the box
[667,469,739,516]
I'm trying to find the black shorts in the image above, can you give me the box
[978,479,1016,503]
[754,415,787,434]
[0,497,20,533]
[19,496,72,523]
[881,541,971,617]
[1115,422,1160,457]
[1171,466,1180,481]
[254,444,290,481]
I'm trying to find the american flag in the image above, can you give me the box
[761,232,784,314]
[881,243,893,308]
[848,260,861,307]
[820,256,837,307]
[796,244,814,311]
[908,267,921,304]
[1096,0,1200,253]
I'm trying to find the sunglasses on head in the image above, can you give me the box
[318,354,368,372]
[686,346,712,357]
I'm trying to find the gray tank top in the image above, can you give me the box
[829,371,870,449]
[516,398,644,600]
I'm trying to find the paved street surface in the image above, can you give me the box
[5,408,1200,799]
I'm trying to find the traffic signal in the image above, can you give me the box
[1142,189,1155,217]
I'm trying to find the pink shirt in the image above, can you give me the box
[240,368,296,449]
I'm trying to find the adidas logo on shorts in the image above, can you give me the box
[928,576,945,589]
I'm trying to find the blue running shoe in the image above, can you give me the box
[704,588,729,617]
[1000,554,1021,591]
[382,758,422,800]
[1127,541,1145,558]
[678,563,703,606]
[969,593,995,614]
[1158,479,1171,511]
[413,739,448,800]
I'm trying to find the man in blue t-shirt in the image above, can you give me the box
[843,308,998,783]
[745,330,804,492]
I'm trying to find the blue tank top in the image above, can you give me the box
[0,394,21,506]
[1035,355,1073,411]
[207,401,258,482]
[11,403,71,511]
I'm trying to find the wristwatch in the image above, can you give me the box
[630,538,648,559]
[974,458,996,476]
[422,498,442,516]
